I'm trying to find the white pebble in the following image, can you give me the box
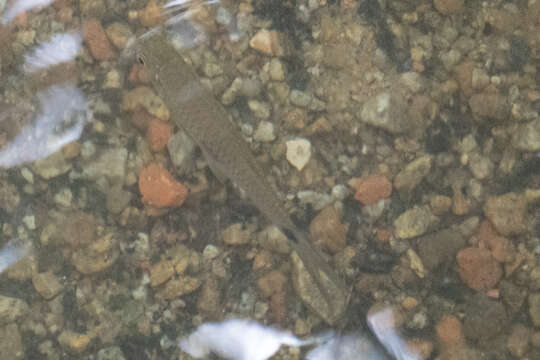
[286,138,311,171]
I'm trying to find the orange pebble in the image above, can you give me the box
[139,164,187,208]
[353,175,392,205]
[436,315,465,347]
[146,118,173,152]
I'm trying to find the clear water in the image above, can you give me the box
[0,0,539,359]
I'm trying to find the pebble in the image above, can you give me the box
[468,152,493,180]
[146,118,172,152]
[97,346,126,360]
[58,331,91,352]
[249,29,285,56]
[468,92,508,121]
[530,293,540,326]
[32,151,72,179]
[138,163,187,208]
[106,184,133,215]
[297,190,333,210]
[72,233,118,274]
[286,138,311,171]
[463,294,508,341]
[82,147,128,184]
[394,205,435,239]
[83,18,116,61]
[268,58,286,81]
[222,223,252,245]
[122,86,170,121]
[105,22,133,50]
[416,228,465,271]
[248,100,271,119]
[257,270,286,298]
[394,155,432,193]
[360,92,409,133]
[258,226,290,254]
[0,295,29,325]
[352,175,392,205]
[79,0,106,18]
[436,315,465,348]
[32,271,63,299]
[483,192,528,235]
[429,195,452,215]
[506,324,530,358]
[103,69,122,89]
[456,247,502,291]
[309,206,348,253]
[0,323,23,359]
[512,118,540,151]
[150,260,175,287]
[475,221,515,263]
[253,121,276,142]
[161,276,201,300]
[289,89,312,108]
[434,0,464,15]
[139,0,163,27]
[197,276,221,313]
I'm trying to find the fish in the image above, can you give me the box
[133,31,349,324]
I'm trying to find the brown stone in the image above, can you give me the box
[434,0,464,15]
[310,206,348,253]
[353,175,392,205]
[456,247,502,291]
[83,19,116,61]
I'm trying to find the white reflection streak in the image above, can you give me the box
[0,84,86,168]
[0,239,31,273]
[24,32,82,74]
[368,308,421,360]
[1,0,55,25]
[179,319,315,360]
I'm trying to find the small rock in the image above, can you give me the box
[146,118,172,152]
[468,152,494,180]
[32,271,63,299]
[258,226,290,254]
[456,247,502,291]
[0,323,23,359]
[507,324,530,358]
[310,206,348,253]
[139,0,163,27]
[286,138,311,171]
[394,206,435,239]
[106,184,132,215]
[360,92,409,133]
[500,280,527,314]
[253,121,276,142]
[257,270,286,298]
[434,0,464,15]
[268,58,285,81]
[161,276,201,300]
[138,163,187,208]
[463,294,508,341]
[529,293,540,327]
[222,223,252,245]
[429,195,452,215]
[249,29,286,56]
[105,22,133,50]
[79,0,106,18]
[248,100,271,119]
[32,151,72,179]
[454,61,474,95]
[58,331,91,352]
[289,90,312,108]
[483,192,528,235]
[72,233,118,274]
[97,346,126,360]
[417,228,465,271]
[469,93,508,121]
[394,155,432,192]
[82,147,127,184]
[436,315,465,348]
[353,175,392,205]
[512,118,540,151]
[476,221,515,263]
[0,295,29,325]
[150,260,175,287]
[197,276,221,313]
[83,18,116,61]
[122,86,170,121]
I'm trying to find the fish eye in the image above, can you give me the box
[137,54,146,65]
